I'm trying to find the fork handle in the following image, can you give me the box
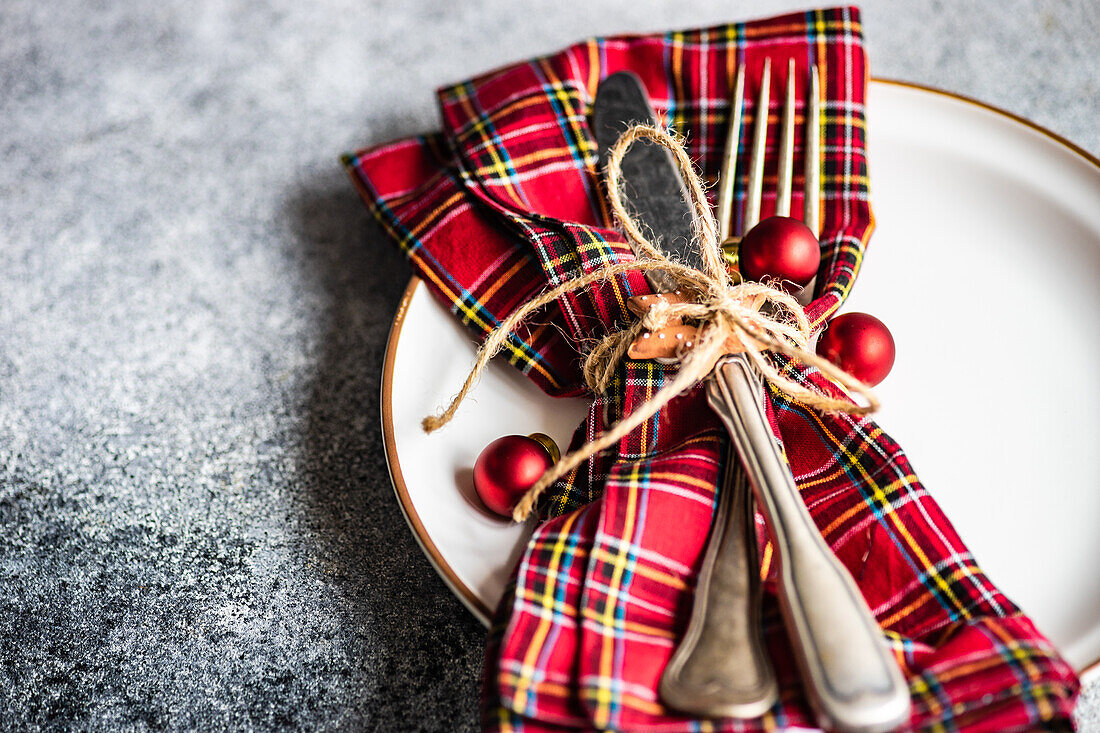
[708,356,911,733]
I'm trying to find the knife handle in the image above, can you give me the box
[659,456,777,718]
[707,356,911,733]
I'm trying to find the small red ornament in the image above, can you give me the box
[816,312,896,387]
[473,433,560,517]
[737,215,821,289]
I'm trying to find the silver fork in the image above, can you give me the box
[662,59,910,733]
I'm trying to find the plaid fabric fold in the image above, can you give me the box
[344,7,1079,731]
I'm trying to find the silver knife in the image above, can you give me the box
[592,71,777,717]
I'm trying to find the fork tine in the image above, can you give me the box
[716,63,745,243]
[804,65,821,236]
[776,59,795,217]
[743,58,770,233]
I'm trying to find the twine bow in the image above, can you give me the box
[423,123,878,522]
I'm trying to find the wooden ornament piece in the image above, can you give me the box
[626,290,693,318]
[627,324,699,360]
[626,291,768,371]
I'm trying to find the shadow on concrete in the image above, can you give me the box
[285,160,485,731]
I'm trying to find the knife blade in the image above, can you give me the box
[591,72,703,292]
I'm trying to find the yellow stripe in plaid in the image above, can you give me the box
[792,405,972,616]
[813,471,920,539]
[580,684,664,716]
[593,461,642,729]
[453,84,527,208]
[589,547,689,593]
[405,190,465,237]
[879,563,985,630]
[984,620,1054,719]
[511,510,583,713]
[455,94,560,145]
[479,258,530,310]
[483,145,581,175]
[580,606,678,640]
[811,218,874,329]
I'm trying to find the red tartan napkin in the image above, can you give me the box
[344,7,1080,731]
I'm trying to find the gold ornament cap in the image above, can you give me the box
[526,433,560,464]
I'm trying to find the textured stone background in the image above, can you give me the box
[1,1,1097,730]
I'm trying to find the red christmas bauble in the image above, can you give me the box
[473,433,559,517]
[738,215,821,289]
[816,312,896,387]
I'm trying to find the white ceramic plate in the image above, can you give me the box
[381,80,1100,675]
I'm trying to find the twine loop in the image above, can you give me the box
[422,123,878,521]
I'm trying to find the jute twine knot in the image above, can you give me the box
[423,123,878,522]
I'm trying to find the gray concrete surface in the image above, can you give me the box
[1,1,1097,730]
